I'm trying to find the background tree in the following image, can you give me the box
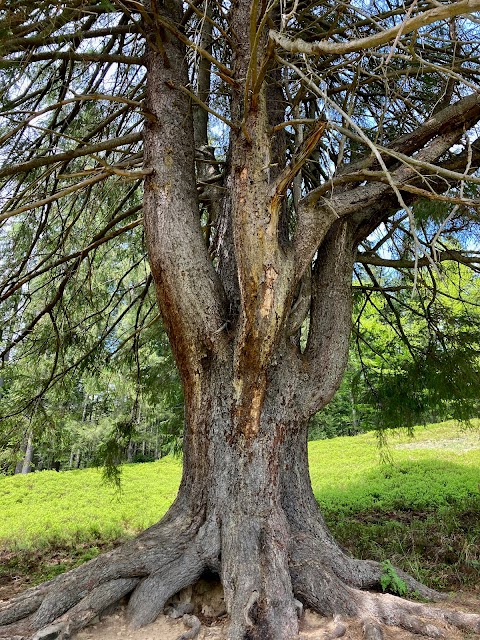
[353,253,480,432]
[1,1,480,639]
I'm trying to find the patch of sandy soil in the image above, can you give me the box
[73,580,480,640]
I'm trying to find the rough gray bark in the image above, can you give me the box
[14,431,33,475]
[21,433,34,474]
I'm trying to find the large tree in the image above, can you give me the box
[1,1,480,638]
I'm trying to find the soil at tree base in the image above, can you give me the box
[72,589,480,640]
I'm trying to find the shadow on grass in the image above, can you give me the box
[316,459,480,591]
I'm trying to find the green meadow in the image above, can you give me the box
[1,420,479,590]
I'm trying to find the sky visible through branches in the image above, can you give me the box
[0,0,480,455]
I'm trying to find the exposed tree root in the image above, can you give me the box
[291,547,480,639]
[323,615,347,639]
[176,614,201,640]
[362,619,384,640]
[1,509,480,640]
[28,578,139,640]
[345,557,444,601]
[0,509,208,640]
[290,528,443,602]
[126,547,204,628]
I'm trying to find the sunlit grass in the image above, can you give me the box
[0,456,181,550]
[309,419,480,514]
[0,420,479,589]
[308,420,480,589]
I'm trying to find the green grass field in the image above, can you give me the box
[1,420,479,591]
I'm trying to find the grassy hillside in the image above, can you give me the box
[1,420,479,590]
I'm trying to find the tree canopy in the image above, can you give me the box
[1,1,480,638]
[1,0,480,467]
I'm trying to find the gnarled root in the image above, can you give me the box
[362,619,384,640]
[288,522,442,603]
[344,557,444,602]
[221,510,299,640]
[290,536,480,639]
[1,507,479,640]
[0,511,212,640]
[176,614,201,640]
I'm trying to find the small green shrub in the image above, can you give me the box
[380,560,408,596]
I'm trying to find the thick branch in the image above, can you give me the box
[270,1,480,57]
[337,91,480,179]
[299,220,356,417]
[357,250,480,269]
[298,111,480,261]
[143,3,227,382]
[287,81,479,283]
[226,1,299,439]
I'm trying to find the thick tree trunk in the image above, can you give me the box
[3,2,480,639]
[2,366,480,640]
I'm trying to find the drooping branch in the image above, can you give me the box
[0,133,143,179]
[0,51,145,67]
[0,25,140,56]
[0,212,144,301]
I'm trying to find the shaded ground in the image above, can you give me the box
[2,562,479,639]
[72,584,480,640]
[0,540,122,601]
[1,540,479,639]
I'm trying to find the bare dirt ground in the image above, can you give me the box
[71,580,480,640]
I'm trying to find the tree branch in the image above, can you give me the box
[298,220,356,417]
[270,0,480,57]
[0,51,144,67]
[0,132,143,178]
[357,250,480,270]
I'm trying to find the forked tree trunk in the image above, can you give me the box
[3,1,480,639]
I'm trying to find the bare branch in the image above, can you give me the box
[357,250,480,270]
[270,0,480,56]
[0,133,142,178]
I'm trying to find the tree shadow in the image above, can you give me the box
[315,458,480,590]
